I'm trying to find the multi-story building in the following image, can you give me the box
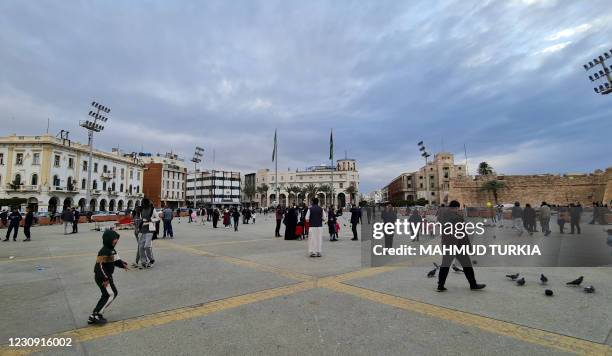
[186,170,241,207]
[0,134,144,213]
[242,173,257,206]
[142,152,187,209]
[255,158,359,207]
[382,152,466,205]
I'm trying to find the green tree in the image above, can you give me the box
[287,185,302,205]
[478,161,493,176]
[304,183,319,203]
[480,180,505,204]
[344,185,357,205]
[257,183,269,205]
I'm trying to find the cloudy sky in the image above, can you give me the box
[1,0,611,193]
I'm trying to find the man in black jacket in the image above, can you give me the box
[350,205,362,241]
[88,229,128,324]
[23,207,34,241]
[72,208,80,233]
[3,207,22,242]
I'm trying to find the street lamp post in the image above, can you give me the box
[191,146,204,208]
[80,101,110,212]
[417,141,431,204]
[584,49,612,95]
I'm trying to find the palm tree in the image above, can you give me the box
[478,162,494,176]
[318,184,332,206]
[480,180,505,204]
[344,185,357,205]
[287,185,301,205]
[304,183,319,203]
[257,183,269,206]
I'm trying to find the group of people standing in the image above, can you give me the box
[509,201,585,236]
[272,200,363,257]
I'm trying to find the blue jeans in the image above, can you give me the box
[163,219,173,237]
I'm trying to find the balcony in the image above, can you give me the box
[92,190,102,195]
[101,172,114,180]
[108,189,118,197]
[5,184,41,192]
[50,185,79,194]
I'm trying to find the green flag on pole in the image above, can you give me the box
[272,129,277,162]
[329,129,334,160]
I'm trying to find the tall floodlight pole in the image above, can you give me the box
[80,101,110,211]
[330,129,334,207]
[191,146,204,208]
[417,141,431,204]
[583,48,612,95]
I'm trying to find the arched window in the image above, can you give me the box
[93,180,98,190]
[103,165,108,173]
[111,182,116,191]
[31,174,38,186]
[102,181,107,191]
[82,179,86,189]
[53,175,60,186]
[120,183,124,192]
[129,185,133,193]
[14,173,22,185]
[67,177,73,190]
[136,186,140,193]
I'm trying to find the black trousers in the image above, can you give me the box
[5,224,19,240]
[275,219,281,236]
[72,221,78,233]
[213,217,218,228]
[438,252,477,288]
[24,225,31,239]
[384,234,394,249]
[233,218,239,231]
[93,276,118,314]
[351,223,358,240]
[570,219,581,234]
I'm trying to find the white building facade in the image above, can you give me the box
[255,158,359,208]
[186,170,241,207]
[0,134,144,213]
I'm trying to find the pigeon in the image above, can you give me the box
[545,289,554,296]
[452,264,463,273]
[506,273,520,280]
[433,262,440,269]
[472,260,478,265]
[427,268,437,278]
[566,276,583,286]
[516,277,525,286]
[583,286,595,293]
[540,274,548,284]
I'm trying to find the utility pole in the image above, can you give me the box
[80,101,110,212]
[417,141,431,204]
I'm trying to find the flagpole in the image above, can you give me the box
[330,129,334,208]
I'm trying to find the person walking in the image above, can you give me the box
[212,208,220,228]
[436,200,486,292]
[327,206,338,241]
[223,209,230,228]
[188,208,193,223]
[61,207,74,235]
[511,202,523,236]
[162,205,174,239]
[523,204,536,235]
[539,202,551,236]
[284,206,298,240]
[570,202,582,234]
[72,208,80,234]
[274,206,283,237]
[232,208,240,232]
[131,206,142,268]
[3,207,22,241]
[306,198,326,257]
[138,199,156,269]
[381,203,397,248]
[23,206,34,241]
[495,204,504,227]
[350,204,362,241]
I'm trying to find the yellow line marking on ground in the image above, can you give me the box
[0,281,315,356]
[157,240,314,282]
[324,282,612,356]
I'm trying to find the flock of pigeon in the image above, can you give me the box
[504,273,595,296]
[426,263,596,295]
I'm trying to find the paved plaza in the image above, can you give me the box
[1,216,611,356]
